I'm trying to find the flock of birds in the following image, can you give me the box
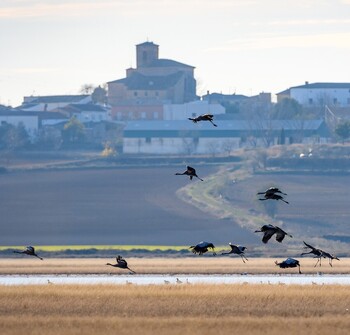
[186,185,340,275]
[12,114,340,276]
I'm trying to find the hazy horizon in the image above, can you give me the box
[1,0,350,107]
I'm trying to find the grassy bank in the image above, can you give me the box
[0,284,349,335]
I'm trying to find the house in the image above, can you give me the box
[276,82,350,108]
[38,112,69,126]
[202,91,272,115]
[18,95,91,112]
[52,104,111,123]
[123,119,330,155]
[0,106,39,140]
[107,41,198,120]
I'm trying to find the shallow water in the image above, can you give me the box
[1,274,350,285]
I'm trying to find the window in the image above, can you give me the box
[144,91,148,96]
[145,137,151,143]
[333,98,338,105]
[141,112,146,119]
[134,91,138,96]
[308,98,313,105]
[142,51,147,63]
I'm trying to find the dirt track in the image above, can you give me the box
[0,166,255,246]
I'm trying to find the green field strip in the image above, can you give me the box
[0,245,190,251]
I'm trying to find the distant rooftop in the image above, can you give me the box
[292,82,350,89]
[23,95,90,104]
[277,82,350,95]
[55,104,107,113]
[124,119,324,132]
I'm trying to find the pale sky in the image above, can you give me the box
[1,0,350,107]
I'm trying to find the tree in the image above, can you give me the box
[271,98,303,119]
[62,117,85,144]
[80,84,94,94]
[335,121,350,143]
[91,85,107,104]
[0,122,30,151]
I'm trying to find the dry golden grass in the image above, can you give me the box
[0,284,349,335]
[0,257,349,275]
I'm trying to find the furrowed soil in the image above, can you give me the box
[0,166,255,246]
[0,284,349,335]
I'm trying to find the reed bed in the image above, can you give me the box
[0,284,349,335]
[0,257,349,275]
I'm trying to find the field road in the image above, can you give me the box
[0,166,255,246]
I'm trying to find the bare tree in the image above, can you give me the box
[80,84,94,94]
[221,139,236,155]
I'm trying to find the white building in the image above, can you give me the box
[0,108,38,139]
[123,120,330,155]
[163,100,225,120]
[277,82,350,108]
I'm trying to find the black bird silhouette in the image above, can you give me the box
[221,243,248,263]
[188,114,217,127]
[301,241,323,267]
[106,255,136,274]
[257,187,287,196]
[13,246,43,260]
[258,192,289,204]
[275,258,301,274]
[301,242,339,267]
[320,250,340,267]
[254,224,292,244]
[175,166,203,181]
[190,241,216,255]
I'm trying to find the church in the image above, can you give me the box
[107,42,198,120]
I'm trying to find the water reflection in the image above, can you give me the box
[1,274,350,286]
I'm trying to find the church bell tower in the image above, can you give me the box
[136,41,159,68]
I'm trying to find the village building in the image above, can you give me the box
[123,119,330,155]
[52,104,111,123]
[277,82,350,108]
[107,41,198,120]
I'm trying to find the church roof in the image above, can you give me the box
[148,58,194,68]
[109,71,184,90]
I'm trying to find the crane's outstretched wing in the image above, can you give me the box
[262,230,275,244]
